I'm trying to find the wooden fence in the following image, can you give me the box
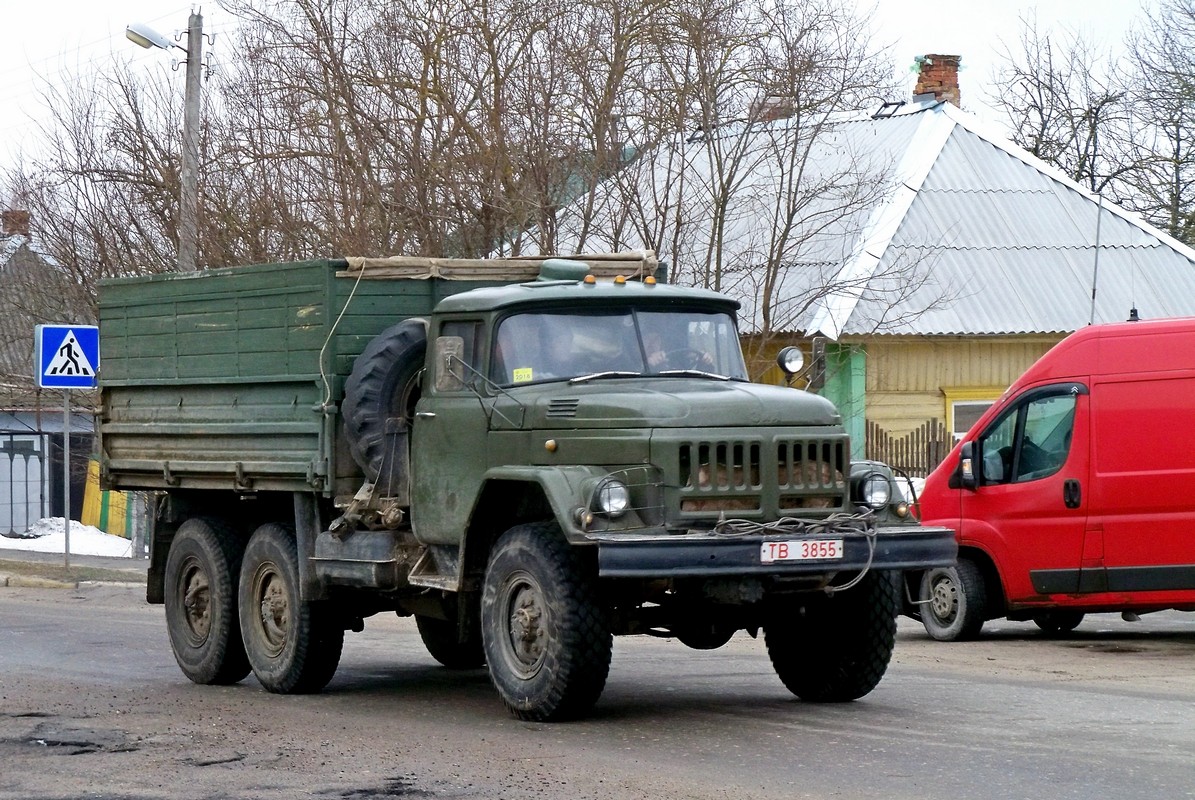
[865,418,951,478]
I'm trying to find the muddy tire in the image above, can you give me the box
[416,614,485,670]
[164,518,251,685]
[481,521,611,721]
[238,523,344,693]
[1033,610,1084,634]
[764,570,899,702]
[342,319,427,484]
[920,560,987,642]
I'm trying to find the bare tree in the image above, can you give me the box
[1,0,923,387]
[989,14,1133,196]
[548,0,918,372]
[1122,0,1195,245]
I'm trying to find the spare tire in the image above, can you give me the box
[342,318,428,485]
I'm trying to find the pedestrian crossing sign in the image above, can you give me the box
[35,324,100,389]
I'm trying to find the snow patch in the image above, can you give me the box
[0,518,136,557]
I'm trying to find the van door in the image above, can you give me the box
[963,383,1089,604]
[1089,371,1195,596]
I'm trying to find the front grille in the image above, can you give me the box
[676,435,847,517]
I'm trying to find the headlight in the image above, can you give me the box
[776,346,805,375]
[593,478,631,517]
[861,473,891,509]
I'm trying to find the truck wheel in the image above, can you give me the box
[764,570,899,702]
[920,560,987,641]
[164,518,251,685]
[416,614,485,669]
[342,319,427,483]
[238,523,344,693]
[1033,610,1084,634]
[480,521,612,721]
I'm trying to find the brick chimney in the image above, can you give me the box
[913,54,961,106]
[2,209,30,238]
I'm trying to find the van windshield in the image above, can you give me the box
[490,308,749,387]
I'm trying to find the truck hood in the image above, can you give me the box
[493,379,842,430]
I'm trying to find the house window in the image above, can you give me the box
[952,401,992,439]
[943,387,1005,441]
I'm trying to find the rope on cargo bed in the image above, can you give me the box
[319,260,369,408]
[711,511,878,595]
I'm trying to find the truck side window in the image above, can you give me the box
[438,320,482,389]
[979,393,1076,485]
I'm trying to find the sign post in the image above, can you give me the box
[34,325,100,569]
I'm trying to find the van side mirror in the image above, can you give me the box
[959,441,978,490]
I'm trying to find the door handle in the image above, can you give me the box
[1063,479,1081,509]
[415,411,436,419]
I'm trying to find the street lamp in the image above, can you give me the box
[126,12,205,272]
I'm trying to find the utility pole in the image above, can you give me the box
[179,10,204,272]
[127,10,206,272]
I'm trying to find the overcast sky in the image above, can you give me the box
[0,1,1153,171]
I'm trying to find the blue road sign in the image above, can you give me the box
[35,324,100,389]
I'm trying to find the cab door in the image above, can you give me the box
[410,319,491,546]
[961,383,1090,604]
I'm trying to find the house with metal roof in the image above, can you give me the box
[549,56,1195,475]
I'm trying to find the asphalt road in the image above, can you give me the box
[1,581,1193,800]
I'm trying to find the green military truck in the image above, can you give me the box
[98,252,955,721]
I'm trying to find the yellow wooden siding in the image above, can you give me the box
[860,336,1061,436]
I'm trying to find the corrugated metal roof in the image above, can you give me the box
[552,100,1195,337]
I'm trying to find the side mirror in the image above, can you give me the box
[959,440,978,490]
[433,336,466,391]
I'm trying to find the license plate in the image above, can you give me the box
[760,539,844,564]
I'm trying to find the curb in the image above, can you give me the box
[1,573,146,590]
[1,573,77,590]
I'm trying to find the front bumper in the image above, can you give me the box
[593,525,957,578]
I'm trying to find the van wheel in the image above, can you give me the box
[239,523,344,693]
[481,521,611,721]
[764,570,899,702]
[164,518,250,685]
[1033,611,1084,634]
[342,319,427,484]
[416,614,485,669]
[920,560,987,641]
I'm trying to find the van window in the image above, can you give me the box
[980,393,1077,484]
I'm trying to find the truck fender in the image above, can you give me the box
[459,466,610,585]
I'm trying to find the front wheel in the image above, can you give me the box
[238,523,344,693]
[920,560,987,641]
[163,518,251,685]
[480,521,611,721]
[764,570,899,702]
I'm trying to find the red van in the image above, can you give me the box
[913,317,1195,640]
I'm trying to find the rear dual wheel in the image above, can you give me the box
[238,524,344,693]
[164,518,251,685]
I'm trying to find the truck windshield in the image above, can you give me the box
[490,309,749,386]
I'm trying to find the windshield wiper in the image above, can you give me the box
[657,369,732,380]
[568,370,643,384]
